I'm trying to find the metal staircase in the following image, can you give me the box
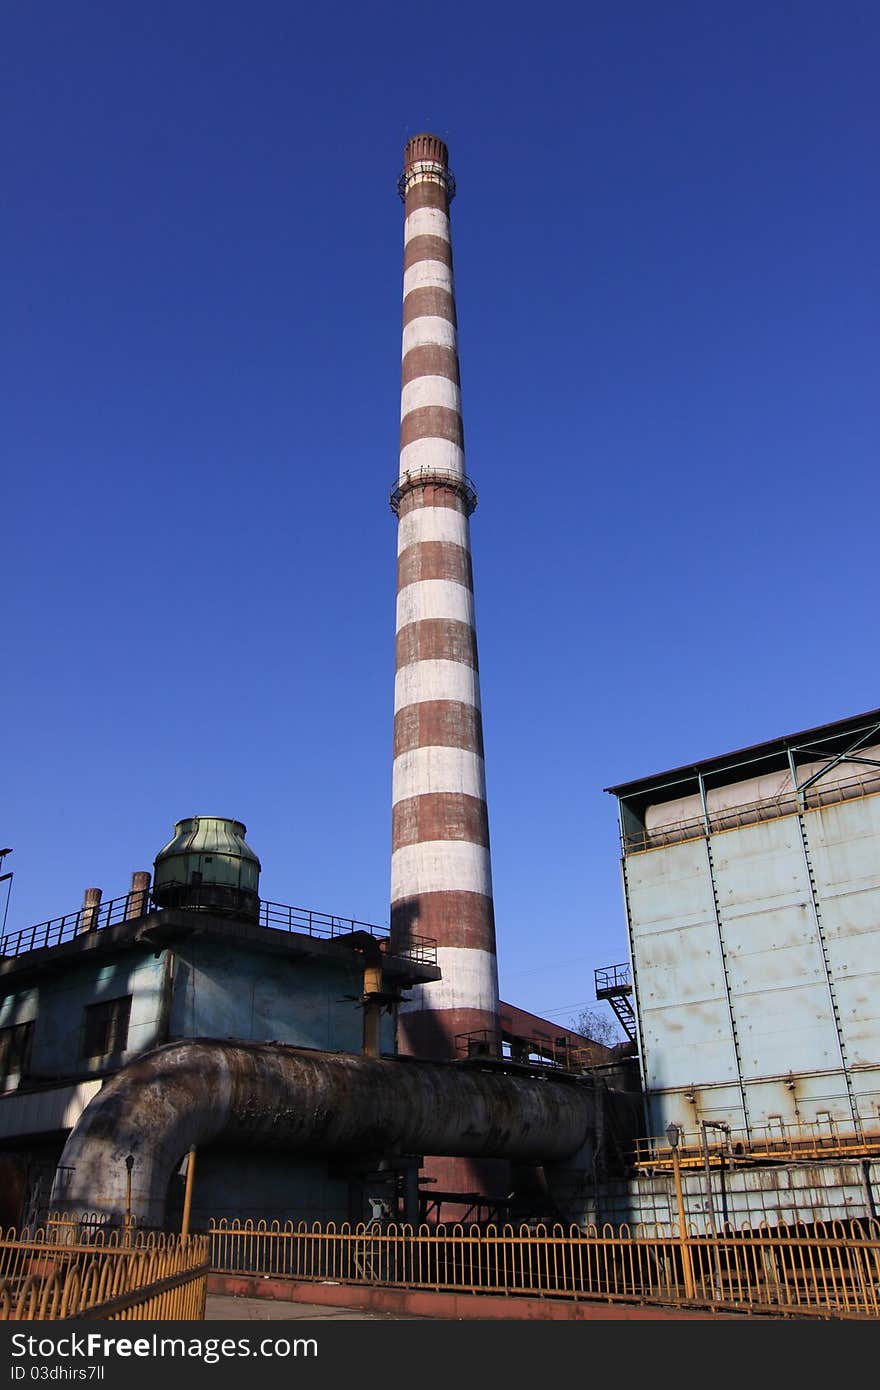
[594,962,637,1043]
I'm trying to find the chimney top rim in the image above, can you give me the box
[403,132,449,171]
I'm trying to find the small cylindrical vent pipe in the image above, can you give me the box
[126,871,151,920]
[79,887,102,934]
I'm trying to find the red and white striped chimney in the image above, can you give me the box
[390,134,500,1065]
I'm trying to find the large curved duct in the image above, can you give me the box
[53,1040,595,1225]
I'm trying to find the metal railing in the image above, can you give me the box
[0,1219,209,1320]
[389,466,478,517]
[1,892,148,958]
[208,1216,880,1318]
[1,890,436,968]
[259,900,436,966]
[454,1028,607,1072]
[633,1120,880,1170]
[595,963,631,995]
[624,766,880,855]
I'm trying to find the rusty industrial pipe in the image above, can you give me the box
[52,1039,595,1226]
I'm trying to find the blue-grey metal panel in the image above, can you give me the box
[646,1083,744,1141]
[594,1160,879,1232]
[850,1070,880,1125]
[743,1072,851,1128]
[169,941,394,1055]
[709,818,841,1084]
[2,954,167,1082]
[0,987,38,1031]
[0,986,38,1093]
[0,1079,102,1139]
[625,839,738,1093]
[803,796,880,1072]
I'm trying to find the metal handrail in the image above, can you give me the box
[390,466,478,516]
[0,892,143,958]
[455,1027,607,1072]
[624,766,880,855]
[1,890,437,967]
[632,1120,880,1169]
[595,963,631,993]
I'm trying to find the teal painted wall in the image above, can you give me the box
[0,950,166,1088]
[1,937,397,1095]
[169,941,396,1054]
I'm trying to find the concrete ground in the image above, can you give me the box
[206,1293,428,1320]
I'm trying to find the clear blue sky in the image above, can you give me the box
[3,2,878,1036]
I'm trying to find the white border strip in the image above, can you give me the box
[400,946,499,1015]
[392,746,487,805]
[391,840,493,900]
[404,207,451,245]
[401,375,461,420]
[394,659,481,713]
[403,260,454,298]
[396,579,474,629]
[402,317,458,356]
[398,507,470,552]
[399,439,464,478]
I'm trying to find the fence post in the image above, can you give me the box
[124,1154,135,1245]
[667,1125,696,1300]
[181,1148,197,1239]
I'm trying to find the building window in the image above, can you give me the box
[81,996,132,1059]
[0,1021,33,1083]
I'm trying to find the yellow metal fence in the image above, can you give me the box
[209,1217,880,1319]
[6,1215,876,1319]
[0,1220,209,1321]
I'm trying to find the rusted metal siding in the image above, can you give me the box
[593,1158,880,1230]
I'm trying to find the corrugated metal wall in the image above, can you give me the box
[624,791,880,1141]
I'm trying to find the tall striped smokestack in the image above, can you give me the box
[390,134,500,1065]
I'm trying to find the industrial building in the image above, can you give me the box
[0,134,641,1235]
[602,706,880,1229]
[0,817,432,1227]
[0,816,633,1231]
[2,137,878,1245]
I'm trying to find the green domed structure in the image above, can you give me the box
[152,816,261,921]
